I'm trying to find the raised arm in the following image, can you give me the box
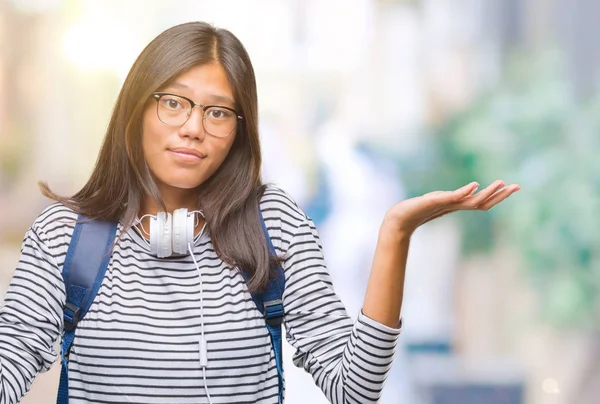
[363,180,520,327]
[282,217,400,403]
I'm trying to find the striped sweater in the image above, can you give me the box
[0,187,401,403]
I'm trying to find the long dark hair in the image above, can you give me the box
[40,22,274,291]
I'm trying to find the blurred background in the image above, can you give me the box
[1,0,599,403]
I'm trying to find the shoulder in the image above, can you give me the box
[258,184,314,254]
[259,184,308,227]
[31,202,78,235]
[29,202,78,262]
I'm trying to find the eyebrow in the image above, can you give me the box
[167,82,237,107]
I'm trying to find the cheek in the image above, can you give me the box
[141,113,165,159]
[210,137,237,170]
[217,138,236,159]
[142,131,158,159]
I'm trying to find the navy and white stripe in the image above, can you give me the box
[0,186,401,403]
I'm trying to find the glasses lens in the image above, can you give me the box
[203,106,238,138]
[156,94,191,126]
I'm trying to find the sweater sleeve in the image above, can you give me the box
[0,226,65,404]
[282,217,401,403]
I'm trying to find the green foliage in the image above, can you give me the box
[400,50,600,330]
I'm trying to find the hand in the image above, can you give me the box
[382,180,521,236]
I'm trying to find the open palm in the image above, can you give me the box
[383,180,521,235]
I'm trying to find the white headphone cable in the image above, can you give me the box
[188,241,212,404]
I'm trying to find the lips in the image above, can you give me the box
[168,148,207,159]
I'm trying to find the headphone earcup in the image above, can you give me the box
[149,215,159,256]
[172,208,185,255]
[186,211,195,249]
[172,208,195,255]
[151,211,173,258]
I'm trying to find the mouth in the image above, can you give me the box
[168,148,207,161]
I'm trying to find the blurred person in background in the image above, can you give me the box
[0,21,519,404]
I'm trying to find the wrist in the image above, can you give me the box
[379,220,412,246]
[381,215,413,242]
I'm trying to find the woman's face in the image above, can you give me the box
[141,62,239,194]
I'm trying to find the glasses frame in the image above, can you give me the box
[151,92,243,137]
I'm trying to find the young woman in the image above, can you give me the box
[0,22,519,404]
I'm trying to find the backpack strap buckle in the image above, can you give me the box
[63,302,82,332]
[263,299,284,327]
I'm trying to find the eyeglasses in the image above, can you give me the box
[151,92,243,138]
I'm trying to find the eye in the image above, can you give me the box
[207,107,233,120]
[160,96,185,111]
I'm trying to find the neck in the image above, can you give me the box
[140,185,198,217]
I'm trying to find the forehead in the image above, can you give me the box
[163,63,236,106]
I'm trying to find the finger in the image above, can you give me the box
[452,180,505,209]
[427,182,479,205]
[456,181,480,199]
[470,180,506,205]
[477,184,520,211]
[420,184,520,226]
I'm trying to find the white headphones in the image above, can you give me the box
[137,208,203,258]
[137,207,212,402]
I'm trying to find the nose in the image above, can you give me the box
[178,106,207,141]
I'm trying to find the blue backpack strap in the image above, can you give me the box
[57,216,117,404]
[242,209,285,404]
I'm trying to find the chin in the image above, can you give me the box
[160,176,207,191]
